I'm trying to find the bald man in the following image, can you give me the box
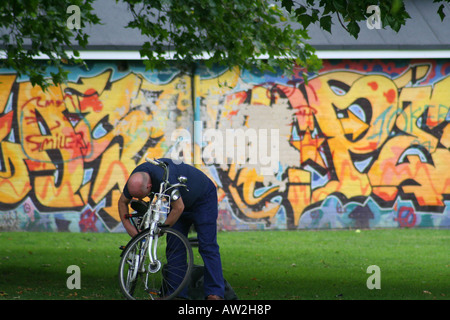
[118,158,225,300]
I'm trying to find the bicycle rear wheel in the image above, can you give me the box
[118,227,194,300]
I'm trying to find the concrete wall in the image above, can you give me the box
[0,59,448,232]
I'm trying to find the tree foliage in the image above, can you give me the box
[0,0,448,89]
[126,0,320,76]
[286,0,449,38]
[0,0,100,89]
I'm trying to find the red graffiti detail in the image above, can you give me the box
[21,94,76,110]
[80,89,103,112]
[368,81,378,90]
[79,208,98,232]
[353,142,378,151]
[395,207,417,227]
[293,104,318,116]
[0,112,13,131]
[228,110,239,117]
[25,131,87,153]
[384,89,396,104]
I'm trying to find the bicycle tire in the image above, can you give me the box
[118,227,194,300]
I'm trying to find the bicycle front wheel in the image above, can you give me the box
[118,228,194,300]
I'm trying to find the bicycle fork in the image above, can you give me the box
[141,225,163,297]
[146,199,166,274]
[147,222,162,273]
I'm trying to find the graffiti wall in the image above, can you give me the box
[0,59,449,232]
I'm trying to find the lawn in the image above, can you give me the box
[0,228,448,300]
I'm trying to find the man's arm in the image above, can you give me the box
[118,192,138,237]
[164,197,185,227]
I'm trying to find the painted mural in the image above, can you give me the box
[0,59,449,232]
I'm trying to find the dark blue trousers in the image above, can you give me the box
[170,180,225,298]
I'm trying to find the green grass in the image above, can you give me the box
[0,229,448,300]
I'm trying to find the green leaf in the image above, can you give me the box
[437,4,446,21]
[347,20,360,38]
[281,0,294,13]
[319,15,332,33]
[296,14,315,28]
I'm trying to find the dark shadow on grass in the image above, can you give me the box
[0,265,122,300]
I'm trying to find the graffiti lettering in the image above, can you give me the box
[25,131,87,153]
[0,60,449,231]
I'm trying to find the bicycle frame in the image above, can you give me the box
[136,158,188,276]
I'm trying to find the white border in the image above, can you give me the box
[316,50,450,59]
[74,50,450,60]
[2,49,450,60]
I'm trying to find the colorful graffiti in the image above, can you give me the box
[0,59,449,232]
[209,60,450,230]
[0,62,192,232]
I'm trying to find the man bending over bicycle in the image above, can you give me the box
[118,158,225,300]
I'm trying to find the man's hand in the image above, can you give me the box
[118,193,138,237]
[163,197,185,227]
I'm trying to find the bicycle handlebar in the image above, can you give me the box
[144,155,189,193]
[146,157,170,182]
[145,157,161,166]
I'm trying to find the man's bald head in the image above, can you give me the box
[127,172,152,199]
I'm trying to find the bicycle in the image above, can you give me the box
[118,158,194,300]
